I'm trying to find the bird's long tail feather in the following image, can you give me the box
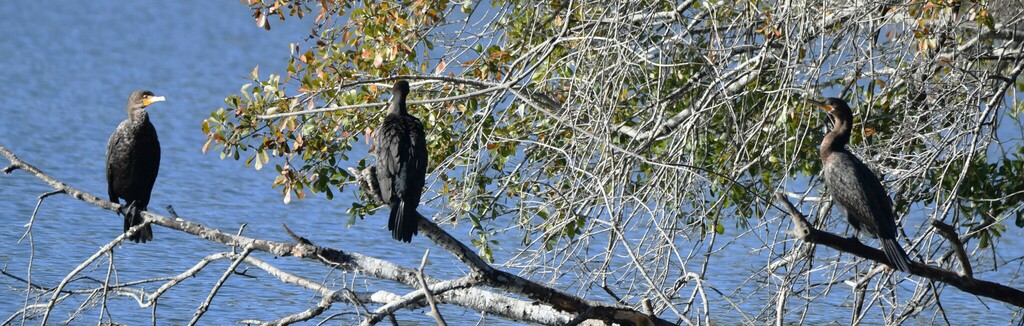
[881,238,912,272]
[389,201,419,242]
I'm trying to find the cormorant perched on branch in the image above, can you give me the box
[808,97,913,272]
[106,90,165,243]
[375,81,427,242]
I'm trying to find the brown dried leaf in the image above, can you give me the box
[202,138,212,154]
[434,58,447,75]
[256,12,268,28]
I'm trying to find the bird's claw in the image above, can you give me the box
[118,202,139,217]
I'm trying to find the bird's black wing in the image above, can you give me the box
[848,154,897,239]
[825,151,911,271]
[405,115,427,204]
[823,151,895,238]
[374,114,426,242]
[375,116,403,203]
[126,122,159,243]
[132,121,161,210]
[106,120,134,203]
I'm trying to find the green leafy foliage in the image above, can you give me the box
[207,0,1024,261]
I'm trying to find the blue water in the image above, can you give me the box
[0,1,1022,325]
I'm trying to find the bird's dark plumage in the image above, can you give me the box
[375,81,427,242]
[106,90,165,243]
[810,97,913,272]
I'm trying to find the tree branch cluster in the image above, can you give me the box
[1,144,664,325]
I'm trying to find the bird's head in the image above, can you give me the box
[393,80,410,96]
[806,97,853,123]
[128,90,166,110]
[388,81,411,115]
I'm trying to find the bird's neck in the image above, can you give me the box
[128,107,150,123]
[388,100,407,116]
[821,118,851,161]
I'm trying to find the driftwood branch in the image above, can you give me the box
[774,192,1024,308]
[363,275,478,325]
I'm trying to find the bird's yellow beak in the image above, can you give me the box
[805,98,832,112]
[142,96,166,107]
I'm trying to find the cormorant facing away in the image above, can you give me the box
[375,80,427,242]
[808,97,913,272]
[106,90,165,243]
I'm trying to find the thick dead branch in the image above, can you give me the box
[363,275,478,325]
[353,164,673,326]
[775,192,1024,308]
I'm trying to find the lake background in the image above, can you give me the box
[0,1,1022,325]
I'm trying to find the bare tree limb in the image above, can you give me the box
[189,244,254,326]
[416,250,446,326]
[775,192,1024,308]
[354,164,674,326]
[39,226,138,325]
[930,219,974,278]
[362,275,477,325]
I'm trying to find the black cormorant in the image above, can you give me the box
[375,81,427,242]
[808,97,913,272]
[106,90,165,243]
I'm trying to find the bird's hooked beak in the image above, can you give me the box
[142,95,166,107]
[805,98,832,112]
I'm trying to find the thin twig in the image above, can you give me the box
[188,245,254,326]
[19,189,64,242]
[362,275,478,325]
[257,81,514,120]
[417,250,446,326]
[39,229,135,325]
[140,252,234,307]
[98,252,115,324]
